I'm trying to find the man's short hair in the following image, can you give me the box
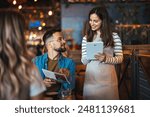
[43,28,61,44]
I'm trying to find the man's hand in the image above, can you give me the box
[43,78,56,87]
[59,68,70,77]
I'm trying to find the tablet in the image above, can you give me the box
[86,41,103,60]
[42,69,70,84]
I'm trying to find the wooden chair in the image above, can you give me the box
[75,64,86,99]
[76,64,86,78]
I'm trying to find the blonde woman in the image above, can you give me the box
[0,10,46,99]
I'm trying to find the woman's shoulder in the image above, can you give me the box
[83,35,87,39]
[112,32,122,44]
[83,35,87,41]
[112,32,118,36]
[112,32,120,39]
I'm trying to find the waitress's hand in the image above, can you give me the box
[59,68,70,77]
[43,78,56,87]
[94,53,106,62]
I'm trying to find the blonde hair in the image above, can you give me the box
[0,10,36,99]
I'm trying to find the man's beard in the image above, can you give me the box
[54,47,66,53]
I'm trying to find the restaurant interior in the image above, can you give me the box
[0,0,150,100]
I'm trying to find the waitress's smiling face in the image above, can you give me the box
[89,13,102,31]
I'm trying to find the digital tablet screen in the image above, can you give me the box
[86,41,103,60]
[42,69,70,84]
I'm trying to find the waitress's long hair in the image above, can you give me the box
[0,10,36,99]
[86,6,114,47]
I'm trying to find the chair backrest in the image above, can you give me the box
[76,64,86,78]
[75,64,86,99]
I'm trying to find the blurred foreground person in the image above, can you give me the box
[0,10,46,100]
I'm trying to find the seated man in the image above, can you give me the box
[32,28,75,99]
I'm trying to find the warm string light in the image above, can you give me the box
[38,26,42,30]
[40,12,44,18]
[42,22,46,27]
[13,0,16,5]
[6,0,61,44]
[48,10,53,16]
[18,5,22,9]
[11,0,59,39]
[10,0,27,5]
